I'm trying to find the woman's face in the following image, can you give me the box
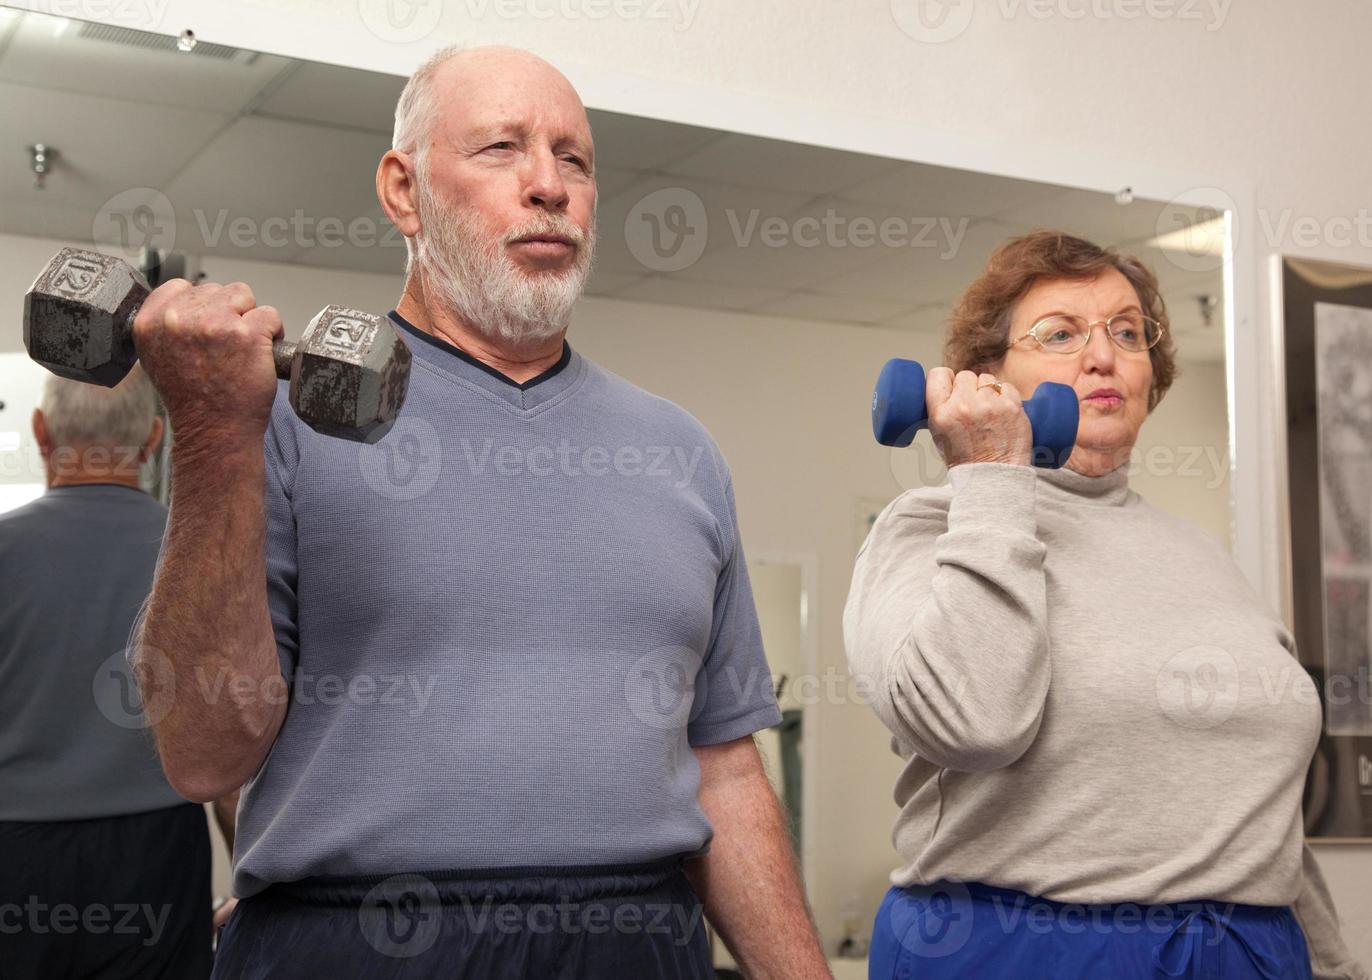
[994,268,1155,471]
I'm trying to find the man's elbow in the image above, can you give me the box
[166,765,245,804]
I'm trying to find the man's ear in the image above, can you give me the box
[376,149,422,242]
[32,408,50,459]
[139,416,166,463]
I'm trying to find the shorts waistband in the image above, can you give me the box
[953,880,1291,922]
[263,854,693,907]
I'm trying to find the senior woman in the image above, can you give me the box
[844,230,1366,979]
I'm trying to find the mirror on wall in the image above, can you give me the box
[0,7,1235,964]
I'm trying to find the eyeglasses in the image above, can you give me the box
[1010,313,1165,355]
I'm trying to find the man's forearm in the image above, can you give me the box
[135,441,284,802]
[686,737,831,980]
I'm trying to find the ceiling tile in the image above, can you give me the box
[162,116,391,250]
[0,82,229,211]
[802,218,1034,307]
[875,304,951,333]
[586,109,723,172]
[750,290,917,325]
[994,188,1207,247]
[663,131,899,196]
[254,60,406,134]
[584,269,645,296]
[613,275,789,312]
[593,172,814,280]
[593,167,639,201]
[0,13,292,113]
[838,161,1064,218]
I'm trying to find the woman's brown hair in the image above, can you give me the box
[943,229,1178,410]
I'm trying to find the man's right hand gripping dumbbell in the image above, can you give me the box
[23,247,411,444]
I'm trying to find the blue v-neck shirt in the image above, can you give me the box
[230,312,781,897]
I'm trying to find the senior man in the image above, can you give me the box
[1,369,237,979]
[132,45,829,979]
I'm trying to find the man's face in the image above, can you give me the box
[411,52,597,346]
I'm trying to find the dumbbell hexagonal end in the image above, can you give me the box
[288,307,412,444]
[24,247,146,387]
[872,358,928,448]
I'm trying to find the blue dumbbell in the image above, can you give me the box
[871,358,1079,469]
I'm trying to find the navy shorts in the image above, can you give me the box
[212,855,713,979]
[870,880,1313,980]
[0,802,212,980]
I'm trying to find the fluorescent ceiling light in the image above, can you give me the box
[1146,215,1227,257]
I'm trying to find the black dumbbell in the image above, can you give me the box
[23,247,411,444]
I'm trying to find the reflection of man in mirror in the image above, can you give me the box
[0,370,236,979]
[1317,312,1372,563]
[1314,309,1372,741]
[132,45,829,979]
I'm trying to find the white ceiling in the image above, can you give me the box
[0,8,1226,360]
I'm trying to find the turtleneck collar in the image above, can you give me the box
[1035,463,1134,506]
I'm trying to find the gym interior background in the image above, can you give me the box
[0,1,1367,973]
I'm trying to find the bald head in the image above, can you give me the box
[392,45,592,179]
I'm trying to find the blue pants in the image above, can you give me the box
[871,881,1313,980]
[211,856,712,979]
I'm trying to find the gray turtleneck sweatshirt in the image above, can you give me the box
[844,462,1365,980]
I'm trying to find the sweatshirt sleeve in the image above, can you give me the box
[843,463,1050,771]
[1293,842,1369,980]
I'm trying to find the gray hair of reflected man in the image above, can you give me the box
[39,367,160,450]
[392,42,470,276]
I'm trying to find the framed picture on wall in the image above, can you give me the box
[1281,256,1372,841]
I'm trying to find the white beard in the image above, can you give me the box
[412,176,595,349]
